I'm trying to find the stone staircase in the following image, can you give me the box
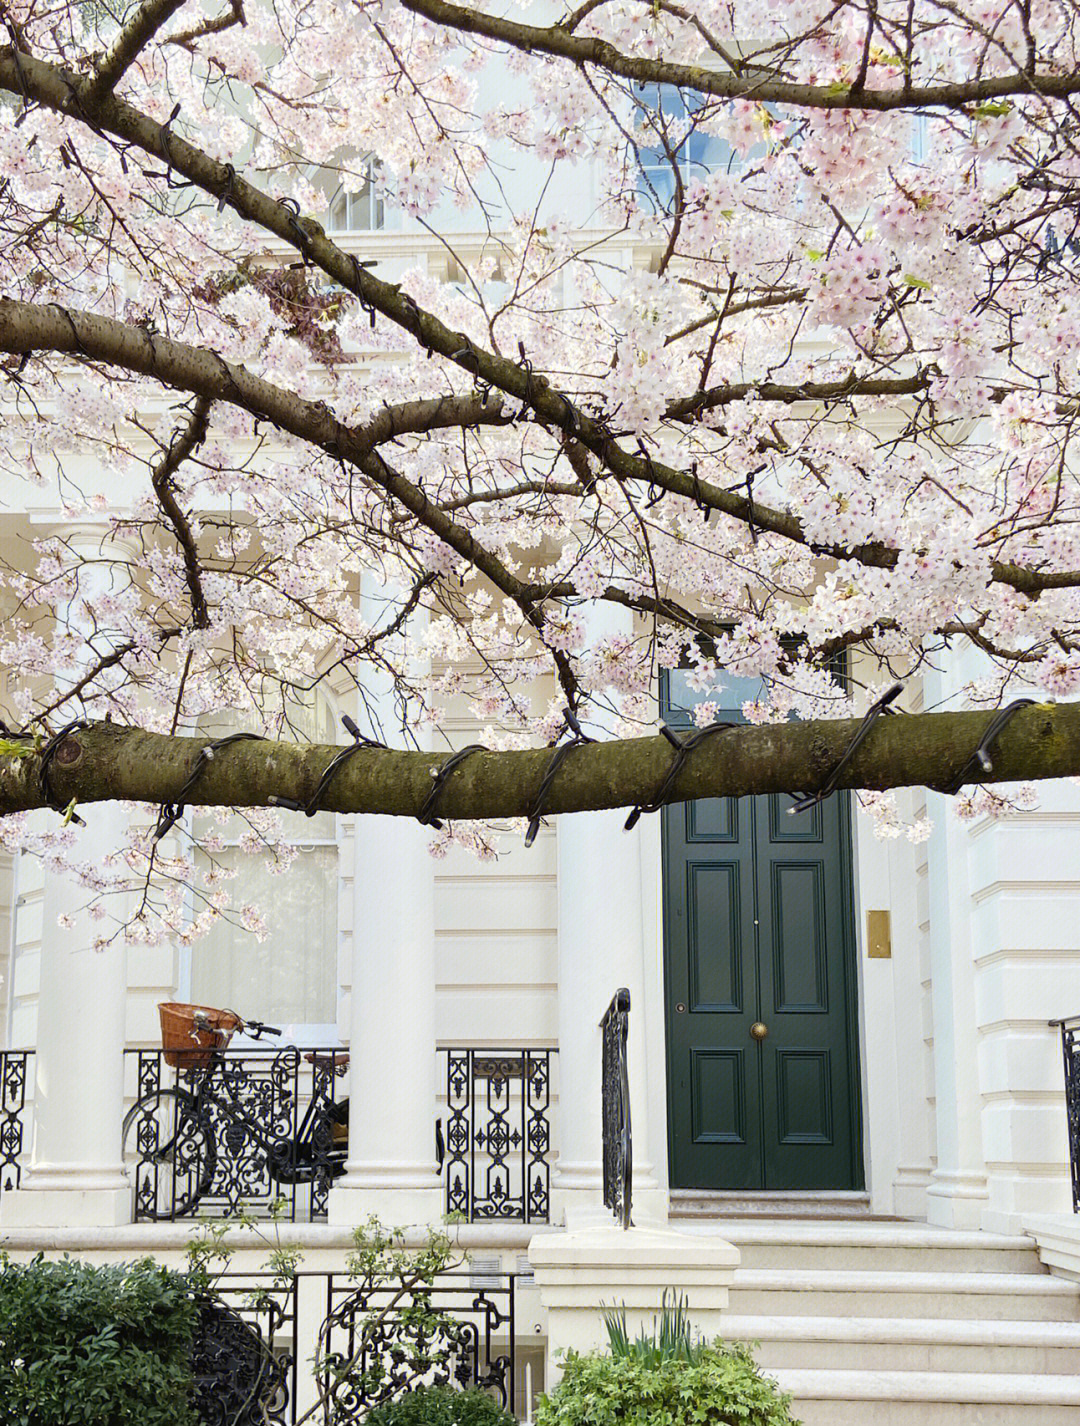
[672,1218,1080,1424]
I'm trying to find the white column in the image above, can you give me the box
[922,661,988,1228]
[552,607,663,1226]
[2,530,130,1227]
[327,810,442,1224]
[328,592,441,1225]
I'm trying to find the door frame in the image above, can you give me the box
[658,695,865,1193]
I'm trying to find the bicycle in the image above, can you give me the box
[122,1004,349,1219]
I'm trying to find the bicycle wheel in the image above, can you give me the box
[122,1087,217,1219]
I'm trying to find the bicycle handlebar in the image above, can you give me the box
[244,1019,282,1040]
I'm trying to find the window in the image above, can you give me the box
[187,700,340,1040]
[635,84,743,214]
[326,159,384,233]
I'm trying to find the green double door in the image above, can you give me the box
[662,789,862,1191]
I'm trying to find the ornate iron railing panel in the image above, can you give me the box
[192,1272,298,1426]
[0,1050,33,1195]
[601,989,632,1229]
[1052,1015,1080,1211]
[125,1046,346,1221]
[317,1269,515,1419]
[441,1048,555,1222]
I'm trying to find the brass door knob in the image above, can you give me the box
[750,1022,768,1041]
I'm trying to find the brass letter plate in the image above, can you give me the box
[867,909,892,958]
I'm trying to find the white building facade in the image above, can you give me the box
[3,125,1080,1426]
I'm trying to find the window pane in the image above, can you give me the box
[190,846,338,1027]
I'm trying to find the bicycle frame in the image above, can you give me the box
[183,1046,346,1185]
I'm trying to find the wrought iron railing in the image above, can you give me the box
[192,1271,298,1426]
[601,989,632,1229]
[1052,1015,1080,1211]
[193,1269,518,1424]
[318,1269,516,1416]
[0,1049,33,1195]
[439,1048,555,1223]
[124,1046,346,1222]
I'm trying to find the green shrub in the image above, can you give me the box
[364,1384,516,1426]
[0,1254,199,1426]
[535,1342,799,1426]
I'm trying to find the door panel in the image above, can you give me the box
[665,797,761,1189]
[664,791,861,1191]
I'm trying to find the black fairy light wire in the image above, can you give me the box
[934,697,1035,796]
[525,715,596,848]
[789,681,904,815]
[38,719,90,825]
[624,720,737,831]
[215,163,235,213]
[269,715,384,817]
[349,256,380,328]
[153,731,264,841]
[418,743,487,830]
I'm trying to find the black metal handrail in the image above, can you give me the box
[1051,1016,1080,1211]
[601,989,632,1229]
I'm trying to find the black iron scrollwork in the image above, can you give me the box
[0,1051,32,1194]
[319,1273,514,1417]
[601,989,632,1230]
[190,1278,296,1426]
[442,1048,554,1222]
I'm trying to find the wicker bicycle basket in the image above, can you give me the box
[159,1002,242,1069]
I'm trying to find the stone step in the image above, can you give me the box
[679,1221,1044,1275]
[771,1368,1080,1425]
[718,1314,1080,1374]
[670,1190,872,1220]
[727,1269,1080,1321]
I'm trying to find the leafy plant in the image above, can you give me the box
[299,1218,473,1426]
[364,1385,515,1426]
[536,1340,798,1426]
[0,1254,199,1426]
[601,1290,708,1367]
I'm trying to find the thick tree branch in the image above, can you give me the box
[0,298,508,459]
[398,0,1080,111]
[0,700,1076,820]
[87,0,190,102]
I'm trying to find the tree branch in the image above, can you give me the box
[87,0,190,102]
[149,396,212,628]
[398,0,1080,111]
[0,51,1077,596]
[1,700,1076,821]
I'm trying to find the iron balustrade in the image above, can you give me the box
[192,1271,298,1426]
[601,989,632,1229]
[124,1046,346,1222]
[190,1269,518,1425]
[0,1050,33,1195]
[440,1048,555,1223]
[1052,1015,1080,1212]
[319,1269,516,1417]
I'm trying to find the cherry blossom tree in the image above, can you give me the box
[3,0,1080,938]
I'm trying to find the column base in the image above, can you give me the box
[529,1224,740,1385]
[925,1169,989,1229]
[553,1167,668,1228]
[1,1184,131,1228]
[327,1166,444,1229]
